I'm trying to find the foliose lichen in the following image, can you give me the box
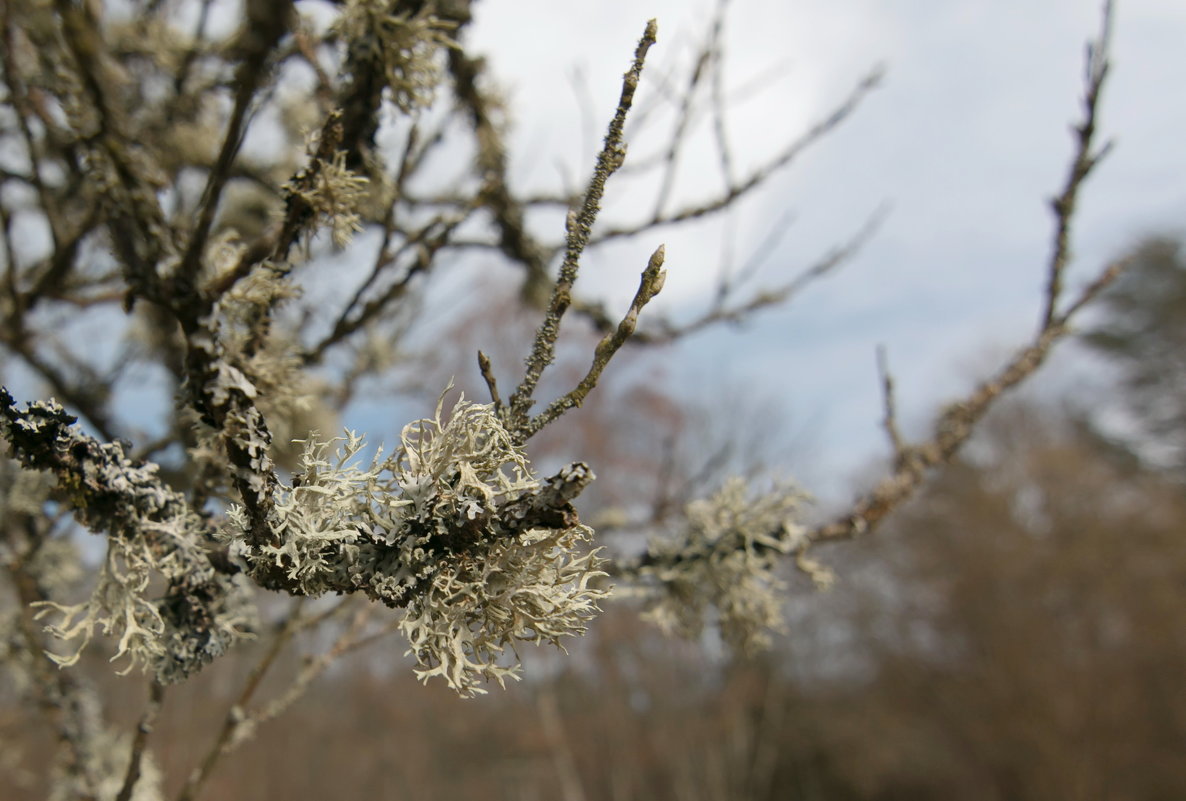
[224,390,610,695]
[1,390,257,684]
[642,477,814,654]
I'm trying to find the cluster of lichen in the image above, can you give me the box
[335,0,456,112]
[282,140,371,248]
[642,477,811,654]
[194,241,337,470]
[0,397,258,684]
[224,391,609,696]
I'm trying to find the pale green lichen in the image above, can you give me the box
[33,528,258,684]
[334,0,455,112]
[642,477,811,654]
[1,393,257,684]
[189,243,337,473]
[283,141,370,248]
[224,390,609,696]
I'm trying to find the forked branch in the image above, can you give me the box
[504,19,662,438]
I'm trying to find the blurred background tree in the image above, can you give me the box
[1083,237,1186,476]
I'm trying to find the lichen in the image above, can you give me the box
[223,390,610,696]
[641,477,811,654]
[282,142,370,248]
[1,391,257,683]
[334,0,455,113]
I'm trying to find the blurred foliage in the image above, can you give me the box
[1083,236,1186,475]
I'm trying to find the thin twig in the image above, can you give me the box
[173,0,295,299]
[651,42,710,221]
[571,204,883,345]
[809,261,1128,549]
[708,0,736,190]
[0,18,64,250]
[176,598,309,801]
[591,67,883,246]
[507,19,660,433]
[447,39,553,302]
[114,682,165,801]
[168,0,216,100]
[1040,0,1114,330]
[876,345,906,460]
[211,108,346,298]
[478,350,503,410]
[304,212,469,364]
[53,0,170,300]
[247,604,376,730]
[526,244,667,437]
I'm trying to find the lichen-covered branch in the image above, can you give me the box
[806,259,1126,548]
[636,477,815,655]
[0,387,255,683]
[219,392,609,695]
[180,311,282,553]
[0,0,1145,773]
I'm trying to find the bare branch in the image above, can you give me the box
[527,245,667,437]
[1040,0,1114,330]
[506,19,660,435]
[651,41,710,221]
[176,598,313,801]
[304,212,469,364]
[708,0,736,190]
[478,349,503,410]
[173,0,295,298]
[114,681,165,801]
[592,67,883,246]
[573,204,883,345]
[807,258,1127,548]
[876,345,906,460]
[447,31,553,301]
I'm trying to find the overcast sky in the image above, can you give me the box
[456,0,1186,494]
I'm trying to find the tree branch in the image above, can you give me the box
[506,19,660,435]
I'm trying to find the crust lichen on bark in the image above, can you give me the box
[0,387,256,683]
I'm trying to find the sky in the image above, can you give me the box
[456,0,1186,495]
